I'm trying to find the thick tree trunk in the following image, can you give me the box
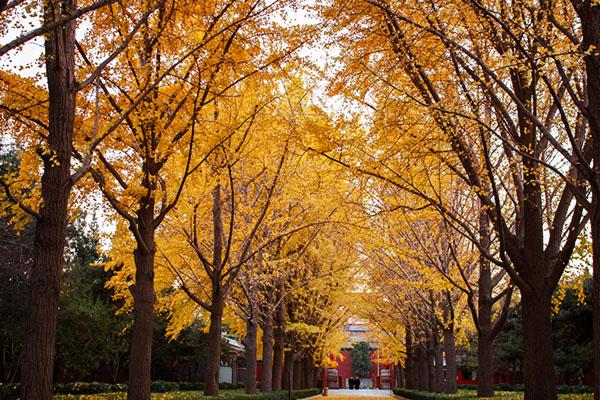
[261,316,274,392]
[477,335,494,398]
[204,295,224,396]
[521,290,556,400]
[20,2,76,400]
[443,327,457,394]
[127,206,157,400]
[245,317,258,394]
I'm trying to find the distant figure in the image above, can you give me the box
[349,377,355,389]
[356,377,361,390]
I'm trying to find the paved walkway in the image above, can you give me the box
[327,389,396,397]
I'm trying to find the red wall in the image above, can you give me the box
[331,349,396,388]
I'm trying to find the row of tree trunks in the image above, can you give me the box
[403,321,457,394]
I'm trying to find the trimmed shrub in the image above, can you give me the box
[1,383,319,400]
[456,384,592,394]
[392,388,593,400]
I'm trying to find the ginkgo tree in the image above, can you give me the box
[0,1,158,399]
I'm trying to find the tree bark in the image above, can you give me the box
[521,290,556,400]
[245,316,258,394]
[477,335,494,398]
[20,2,76,400]
[261,315,274,392]
[204,292,224,396]
[443,327,457,394]
[127,205,157,400]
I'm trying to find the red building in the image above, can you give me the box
[320,321,397,389]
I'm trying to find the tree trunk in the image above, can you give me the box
[433,335,444,393]
[405,323,414,390]
[443,327,457,394]
[293,359,302,389]
[127,206,157,400]
[417,346,428,391]
[426,343,435,392]
[477,209,494,398]
[308,363,316,388]
[397,364,405,388]
[303,359,312,388]
[261,316,274,392]
[477,335,494,398]
[521,290,556,400]
[20,2,76,400]
[283,351,293,390]
[204,294,224,396]
[272,334,284,391]
[245,316,258,394]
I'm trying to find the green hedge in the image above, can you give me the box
[0,381,248,400]
[456,384,593,394]
[49,388,321,400]
[393,388,467,400]
[392,388,593,400]
[232,388,322,400]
